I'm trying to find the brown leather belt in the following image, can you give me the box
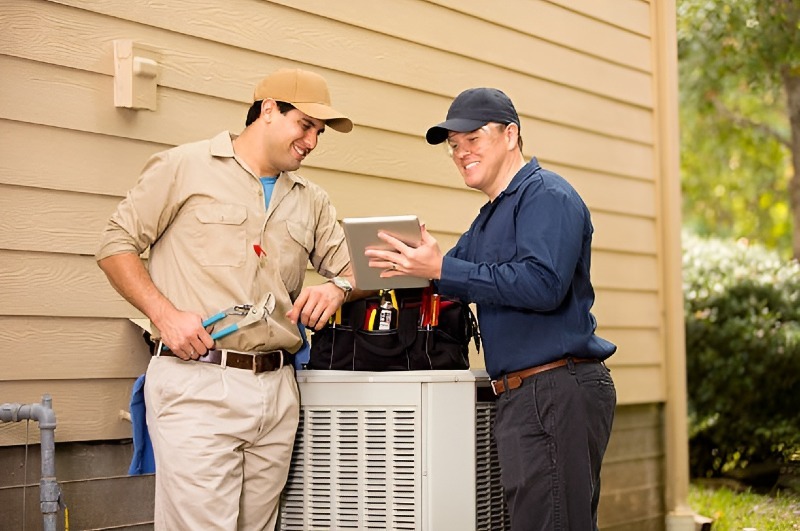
[491,357,599,395]
[159,348,292,374]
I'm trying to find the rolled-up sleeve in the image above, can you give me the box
[96,152,179,262]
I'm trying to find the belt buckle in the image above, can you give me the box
[490,380,501,396]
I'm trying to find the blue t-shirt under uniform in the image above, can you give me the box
[438,157,616,379]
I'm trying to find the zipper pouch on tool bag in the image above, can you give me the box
[308,287,480,371]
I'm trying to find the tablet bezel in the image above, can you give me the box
[341,215,431,290]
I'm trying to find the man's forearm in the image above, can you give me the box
[97,253,176,327]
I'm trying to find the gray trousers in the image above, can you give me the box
[495,359,616,531]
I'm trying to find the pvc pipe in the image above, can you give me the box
[0,395,60,531]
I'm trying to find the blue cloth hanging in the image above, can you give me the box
[127,374,155,475]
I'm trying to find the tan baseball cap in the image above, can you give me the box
[253,68,353,133]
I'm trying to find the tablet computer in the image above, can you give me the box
[342,215,431,290]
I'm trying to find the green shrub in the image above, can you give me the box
[683,232,800,478]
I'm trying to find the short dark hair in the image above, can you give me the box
[245,100,297,126]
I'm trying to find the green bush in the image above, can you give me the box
[683,232,800,478]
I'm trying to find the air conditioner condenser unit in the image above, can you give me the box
[279,370,510,531]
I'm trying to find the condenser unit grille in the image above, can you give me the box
[281,406,419,531]
[475,401,510,531]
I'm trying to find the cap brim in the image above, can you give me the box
[293,102,353,133]
[425,118,488,145]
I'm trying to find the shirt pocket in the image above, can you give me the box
[279,220,314,294]
[193,204,248,267]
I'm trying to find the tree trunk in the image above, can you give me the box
[785,71,800,259]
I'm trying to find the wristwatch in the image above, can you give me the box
[329,276,353,302]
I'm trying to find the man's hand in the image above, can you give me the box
[97,253,214,361]
[365,223,444,280]
[286,281,346,330]
[154,307,215,360]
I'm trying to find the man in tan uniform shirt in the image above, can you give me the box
[96,69,358,530]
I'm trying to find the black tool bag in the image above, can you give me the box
[308,287,480,371]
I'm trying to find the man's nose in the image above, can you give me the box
[303,130,318,151]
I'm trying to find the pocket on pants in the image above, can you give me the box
[146,358,204,418]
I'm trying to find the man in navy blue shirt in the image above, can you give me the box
[367,88,617,530]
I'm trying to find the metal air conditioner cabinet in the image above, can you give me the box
[278,370,510,531]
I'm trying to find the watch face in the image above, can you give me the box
[333,277,352,291]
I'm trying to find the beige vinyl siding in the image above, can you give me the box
[1,0,664,441]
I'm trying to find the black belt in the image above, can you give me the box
[159,348,292,374]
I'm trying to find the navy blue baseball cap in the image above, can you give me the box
[426,88,520,145]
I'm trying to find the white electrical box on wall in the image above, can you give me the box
[279,370,510,531]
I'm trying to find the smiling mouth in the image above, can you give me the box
[465,161,479,170]
[293,145,309,158]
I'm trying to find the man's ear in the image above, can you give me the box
[261,98,276,123]
[505,123,519,150]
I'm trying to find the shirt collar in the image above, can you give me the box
[502,157,540,197]
[209,131,236,158]
[480,157,541,214]
[208,131,307,187]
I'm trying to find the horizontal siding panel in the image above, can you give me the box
[590,251,659,291]
[550,164,657,218]
[592,290,660,328]
[612,366,666,404]
[599,484,664,528]
[0,317,151,381]
[3,0,654,144]
[0,184,119,255]
[0,120,165,196]
[602,517,665,531]
[268,0,653,107]
[0,379,135,446]
[599,403,664,526]
[426,0,652,71]
[548,0,651,37]
[50,0,653,108]
[591,212,657,254]
[601,329,663,366]
[602,454,663,490]
[2,475,155,530]
[0,250,138,319]
[0,441,137,486]
[606,404,663,459]
[524,119,654,181]
[609,403,662,431]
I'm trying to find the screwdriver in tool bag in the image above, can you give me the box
[430,293,440,328]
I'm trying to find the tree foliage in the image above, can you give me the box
[677,0,800,259]
[683,233,800,478]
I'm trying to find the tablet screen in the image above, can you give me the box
[342,215,431,290]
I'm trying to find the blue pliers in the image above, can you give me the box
[203,292,276,340]
[162,293,276,350]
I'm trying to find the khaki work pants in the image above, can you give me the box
[145,355,300,530]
